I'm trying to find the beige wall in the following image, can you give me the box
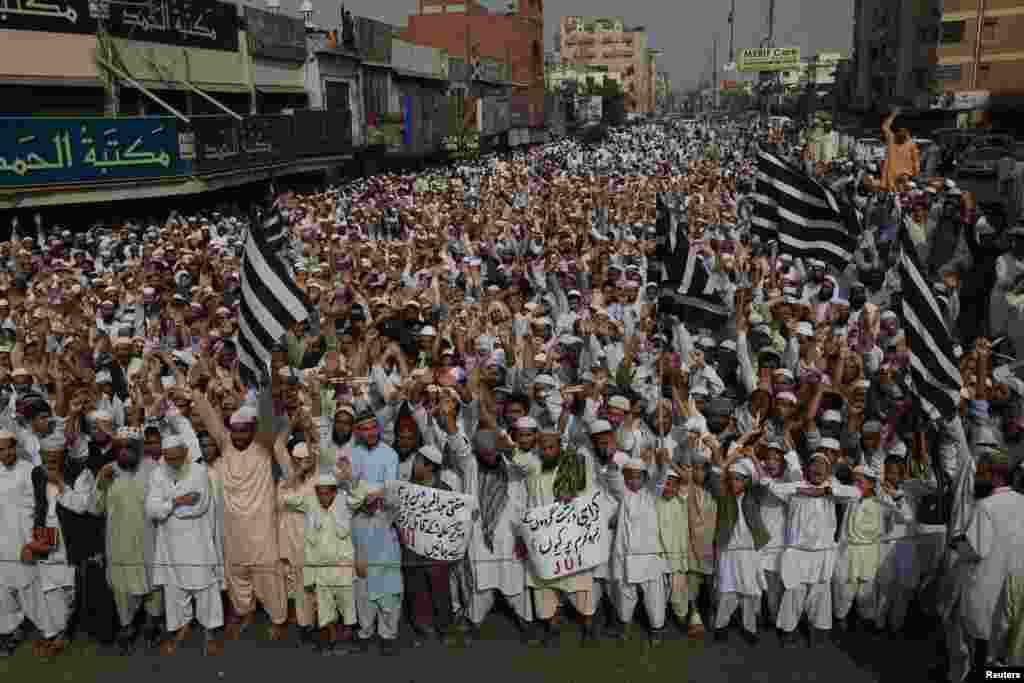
[0,31,100,84]
[558,18,654,113]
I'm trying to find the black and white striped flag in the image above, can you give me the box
[262,206,288,252]
[751,150,859,271]
[898,224,962,420]
[238,224,311,386]
[652,193,729,328]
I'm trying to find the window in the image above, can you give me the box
[982,19,998,41]
[941,20,965,44]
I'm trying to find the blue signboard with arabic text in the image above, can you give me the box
[0,117,192,188]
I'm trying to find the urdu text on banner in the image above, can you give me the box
[518,492,614,581]
[385,481,477,561]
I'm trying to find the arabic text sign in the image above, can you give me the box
[738,47,801,72]
[385,481,477,561]
[0,117,190,188]
[519,492,612,580]
[0,0,239,50]
[244,6,304,61]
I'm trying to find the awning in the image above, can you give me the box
[391,68,447,82]
[127,80,251,94]
[256,84,309,95]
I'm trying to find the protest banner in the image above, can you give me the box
[518,491,614,580]
[385,481,477,561]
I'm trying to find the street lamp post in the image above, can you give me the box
[300,0,314,29]
[90,0,117,116]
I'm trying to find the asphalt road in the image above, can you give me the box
[1,608,946,683]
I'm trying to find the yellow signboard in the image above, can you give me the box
[738,47,801,72]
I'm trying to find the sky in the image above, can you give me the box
[236,0,854,88]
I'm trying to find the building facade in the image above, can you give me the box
[935,0,1024,97]
[851,0,942,110]
[557,16,657,115]
[399,0,545,128]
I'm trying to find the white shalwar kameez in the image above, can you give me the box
[713,493,768,634]
[452,439,532,625]
[607,466,668,629]
[0,460,47,638]
[769,478,861,632]
[146,461,224,632]
[36,481,76,638]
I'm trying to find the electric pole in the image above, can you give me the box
[767,0,775,46]
[713,33,720,110]
[728,0,735,63]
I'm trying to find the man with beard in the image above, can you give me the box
[449,419,532,645]
[146,432,224,656]
[276,438,317,650]
[348,408,403,655]
[192,392,289,642]
[0,429,46,657]
[94,427,163,655]
[951,449,1024,675]
[513,427,595,647]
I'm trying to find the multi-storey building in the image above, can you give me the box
[557,16,657,115]
[935,0,1024,96]
[850,0,942,110]
[400,0,546,128]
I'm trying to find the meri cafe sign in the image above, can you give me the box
[738,47,801,73]
[0,117,190,188]
[518,491,613,580]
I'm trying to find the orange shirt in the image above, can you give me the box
[882,140,920,191]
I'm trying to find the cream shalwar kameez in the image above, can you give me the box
[95,459,163,627]
[277,472,317,628]
[713,492,768,634]
[215,442,287,624]
[832,496,884,623]
[512,450,595,620]
[769,478,861,632]
[146,461,224,632]
[36,481,76,638]
[656,489,689,621]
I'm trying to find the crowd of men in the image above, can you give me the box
[0,116,1022,683]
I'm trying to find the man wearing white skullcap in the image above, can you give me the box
[0,427,59,657]
[277,439,319,649]
[95,426,163,654]
[282,459,369,655]
[608,452,669,644]
[686,443,717,637]
[147,429,224,655]
[191,387,289,641]
[767,451,861,647]
[711,444,771,646]
[833,465,885,632]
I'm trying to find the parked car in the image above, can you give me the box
[959,146,1005,176]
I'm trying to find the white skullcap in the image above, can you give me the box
[229,407,258,426]
[115,427,141,441]
[95,370,113,384]
[162,432,187,450]
[666,468,681,480]
[820,437,841,451]
[608,395,631,411]
[533,374,557,387]
[89,409,113,422]
[729,458,755,478]
[40,433,65,451]
[589,420,613,435]
[418,444,443,465]
[776,392,798,404]
[821,410,842,423]
[796,321,814,337]
[888,440,908,457]
[291,443,310,460]
[514,416,539,431]
[316,472,338,487]
[623,457,646,471]
[684,416,705,433]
